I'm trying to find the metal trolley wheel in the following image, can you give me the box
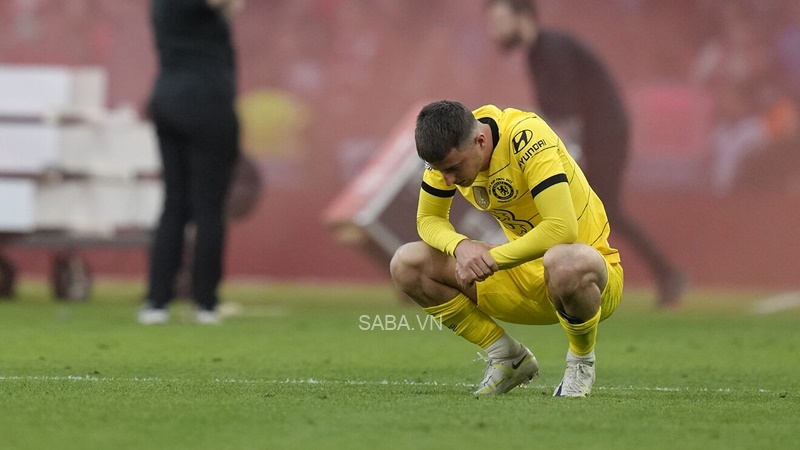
[51,252,92,301]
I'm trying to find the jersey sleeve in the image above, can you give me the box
[416,169,469,256]
[488,125,578,269]
[488,179,577,268]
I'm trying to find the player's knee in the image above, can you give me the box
[543,244,578,278]
[543,244,604,294]
[390,242,429,288]
[543,247,579,294]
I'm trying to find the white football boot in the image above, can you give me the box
[137,307,169,325]
[472,345,539,396]
[196,309,221,325]
[553,350,595,397]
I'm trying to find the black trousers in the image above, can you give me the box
[146,91,240,311]
[582,122,675,279]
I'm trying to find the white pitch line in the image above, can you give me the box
[0,375,782,394]
[752,290,800,314]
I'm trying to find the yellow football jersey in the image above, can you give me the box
[418,105,619,268]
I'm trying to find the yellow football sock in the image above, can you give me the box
[424,293,505,349]
[557,308,602,356]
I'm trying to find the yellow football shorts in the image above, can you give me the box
[475,253,623,325]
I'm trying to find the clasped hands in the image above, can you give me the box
[453,240,499,290]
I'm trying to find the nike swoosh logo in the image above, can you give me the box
[511,354,528,370]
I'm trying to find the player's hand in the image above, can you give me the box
[453,240,498,288]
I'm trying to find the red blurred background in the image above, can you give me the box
[2,0,799,291]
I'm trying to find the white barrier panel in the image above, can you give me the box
[0,179,36,232]
[0,65,107,118]
[0,122,159,177]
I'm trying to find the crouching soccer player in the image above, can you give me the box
[390,100,624,397]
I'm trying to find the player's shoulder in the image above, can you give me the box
[472,104,503,120]
[472,104,557,144]
[473,105,540,128]
[494,107,554,139]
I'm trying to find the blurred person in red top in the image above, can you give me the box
[485,0,686,308]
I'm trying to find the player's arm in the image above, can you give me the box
[416,181,469,256]
[418,182,498,288]
[489,173,578,269]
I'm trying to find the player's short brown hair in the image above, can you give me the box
[415,101,477,164]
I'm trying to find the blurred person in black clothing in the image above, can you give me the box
[486,0,686,308]
[139,0,244,325]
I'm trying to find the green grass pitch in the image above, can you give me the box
[0,281,797,449]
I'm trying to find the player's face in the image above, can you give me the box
[431,142,484,187]
[487,3,524,51]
